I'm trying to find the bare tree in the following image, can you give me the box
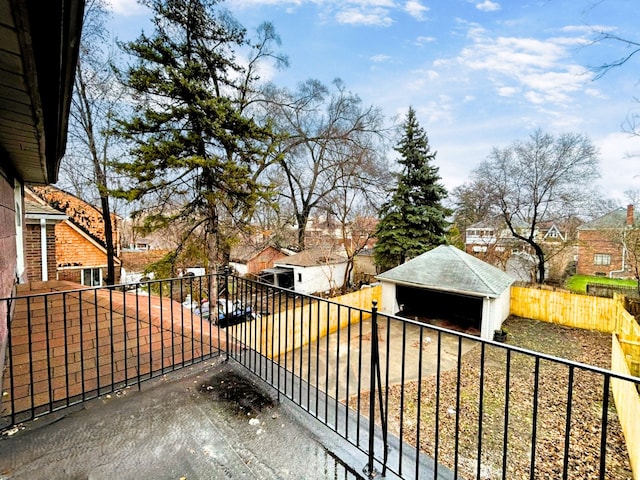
[473,129,600,283]
[263,78,389,251]
[592,32,640,137]
[323,148,389,290]
[60,0,126,285]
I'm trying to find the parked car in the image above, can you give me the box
[215,299,255,327]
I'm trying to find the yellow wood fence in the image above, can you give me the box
[511,285,640,480]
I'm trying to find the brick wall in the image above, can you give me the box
[576,229,626,277]
[56,222,123,285]
[0,167,17,410]
[24,223,57,282]
[24,224,42,280]
[56,222,108,269]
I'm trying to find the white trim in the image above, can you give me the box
[40,218,48,281]
[81,267,103,286]
[14,180,25,282]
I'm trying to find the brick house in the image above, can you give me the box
[27,186,122,286]
[0,0,84,406]
[465,218,577,281]
[577,205,637,278]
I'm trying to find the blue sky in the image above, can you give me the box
[106,0,640,204]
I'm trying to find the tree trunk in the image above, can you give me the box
[533,242,546,283]
[99,194,116,285]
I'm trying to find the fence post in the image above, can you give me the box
[364,300,379,478]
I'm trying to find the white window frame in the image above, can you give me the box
[81,267,103,286]
[593,253,611,266]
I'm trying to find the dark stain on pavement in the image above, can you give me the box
[198,371,275,415]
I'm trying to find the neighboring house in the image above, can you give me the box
[23,200,68,282]
[465,219,568,254]
[353,248,377,285]
[27,186,122,286]
[229,244,289,276]
[376,245,515,340]
[577,204,637,278]
[465,218,577,282]
[270,247,349,295]
[0,0,83,406]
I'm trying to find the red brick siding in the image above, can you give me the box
[24,224,42,281]
[0,169,17,409]
[56,222,108,269]
[55,222,121,284]
[577,230,627,277]
[24,223,57,282]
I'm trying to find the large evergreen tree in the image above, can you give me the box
[374,107,450,271]
[113,0,284,273]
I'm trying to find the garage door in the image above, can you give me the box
[396,285,482,330]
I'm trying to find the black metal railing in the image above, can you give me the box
[2,273,639,480]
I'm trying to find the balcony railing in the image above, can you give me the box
[1,273,638,479]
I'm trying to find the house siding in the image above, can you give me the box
[246,247,287,274]
[24,223,57,282]
[0,167,18,410]
[56,222,118,285]
[577,229,626,277]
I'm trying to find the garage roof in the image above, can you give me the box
[376,245,515,298]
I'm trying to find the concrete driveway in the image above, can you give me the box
[278,317,478,402]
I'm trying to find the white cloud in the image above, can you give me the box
[455,26,594,110]
[596,132,640,202]
[370,54,392,63]
[404,0,429,21]
[415,36,436,46]
[475,0,500,12]
[106,0,147,16]
[335,7,393,26]
[497,86,518,97]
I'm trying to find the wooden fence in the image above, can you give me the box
[512,284,640,480]
[510,285,618,332]
[233,285,382,358]
[612,335,640,479]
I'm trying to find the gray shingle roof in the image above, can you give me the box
[375,245,515,298]
[578,207,638,230]
[24,199,67,219]
[275,247,347,267]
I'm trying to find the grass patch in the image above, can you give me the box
[565,274,638,293]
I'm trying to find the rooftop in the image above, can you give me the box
[376,245,515,298]
[0,358,372,480]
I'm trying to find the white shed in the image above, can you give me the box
[273,247,349,295]
[375,245,515,340]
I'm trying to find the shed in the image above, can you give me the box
[375,245,515,340]
[272,247,349,295]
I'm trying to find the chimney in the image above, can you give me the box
[627,204,634,226]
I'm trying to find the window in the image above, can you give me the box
[298,273,302,282]
[593,254,611,266]
[82,268,102,286]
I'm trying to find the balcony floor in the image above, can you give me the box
[0,357,374,480]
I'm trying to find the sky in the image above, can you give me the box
[105,0,640,205]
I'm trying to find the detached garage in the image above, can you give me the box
[376,245,515,340]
